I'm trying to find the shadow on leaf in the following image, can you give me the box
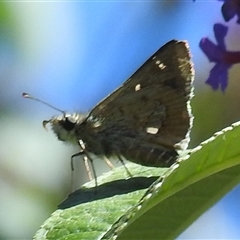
[58,176,158,209]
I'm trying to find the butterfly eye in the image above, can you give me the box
[61,117,76,131]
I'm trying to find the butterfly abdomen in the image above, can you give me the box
[120,143,177,167]
[108,134,178,167]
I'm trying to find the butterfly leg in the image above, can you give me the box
[69,139,97,191]
[70,151,84,192]
[71,151,84,171]
[71,150,98,190]
[103,156,114,170]
[78,140,98,187]
[117,155,133,178]
[83,155,93,181]
[83,152,98,188]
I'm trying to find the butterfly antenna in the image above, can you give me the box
[22,92,65,115]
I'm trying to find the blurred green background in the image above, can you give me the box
[1,1,240,239]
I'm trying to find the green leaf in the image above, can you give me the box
[34,164,166,240]
[34,121,240,240]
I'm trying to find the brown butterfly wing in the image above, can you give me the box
[83,40,194,167]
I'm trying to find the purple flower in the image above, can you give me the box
[218,0,240,23]
[200,23,240,91]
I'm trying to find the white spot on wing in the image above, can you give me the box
[135,84,141,91]
[92,121,102,128]
[146,127,158,134]
[155,59,166,69]
[158,63,166,69]
[88,115,104,128]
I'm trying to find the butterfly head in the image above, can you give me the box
[22,93,89,144]
[43,113,87,144]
